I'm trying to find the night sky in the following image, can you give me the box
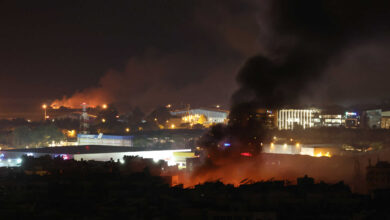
[1,0,390,118]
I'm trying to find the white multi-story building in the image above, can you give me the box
[278,109,319,130]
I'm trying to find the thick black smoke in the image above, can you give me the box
[233,0,390,109]
[200,0,390,156]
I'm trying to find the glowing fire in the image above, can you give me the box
[313,152,331,158]
[50,93,109,109]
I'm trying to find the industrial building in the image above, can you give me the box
[262,143,340,157]
[277,108,365,130]
[256,109,277,128]
[77,134,133,147]
[344,112,360,128]
[0,146,195,168]
[381,111,390,129]
[170,107,229,125]
[315,113,345,127]
[363,109,390,129]
[365,109,382,129]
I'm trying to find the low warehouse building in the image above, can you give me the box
[77,134,133,147]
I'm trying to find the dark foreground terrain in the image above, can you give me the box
[0,156,389,219]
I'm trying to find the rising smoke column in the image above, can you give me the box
[229,0,390,143]
[233,0,390,109]
[194,0,390,184]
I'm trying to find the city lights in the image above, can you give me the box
[67,130,76,138]
[0,1,388,216]
[42,104,47,120]
[240,152,252,157]
[314,152,331,158]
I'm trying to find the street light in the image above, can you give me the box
[102,104,108,109]
[42,104,47,121]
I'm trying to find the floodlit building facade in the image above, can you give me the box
[277,109,319,130]
[170,108,229,125]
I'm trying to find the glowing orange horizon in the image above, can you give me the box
[50,102,99,109]
[50,98,108,109]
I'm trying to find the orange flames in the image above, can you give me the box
[179,153,359,189]
[50,89,110,109]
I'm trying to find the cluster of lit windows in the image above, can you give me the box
[182,114,201,123]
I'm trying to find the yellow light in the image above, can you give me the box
[102,104,108,109]
[166,104,171,108]
[171,124,175,129]
[314,152,331,158]
[216,105,220,108]
[290,138,293,142]
[125,128,130,132]
[283,143,287,149]
[296,143,300,147]
[67,130,76,137]
[154,118,157,121]
[102,118,106,123]
[273,136,277,140]
[42,104,47,109]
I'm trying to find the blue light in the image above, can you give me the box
[345,112,357,116]
[224,143,231,147]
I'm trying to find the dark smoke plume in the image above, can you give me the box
[195,0,390,182]
[233,0,390,109]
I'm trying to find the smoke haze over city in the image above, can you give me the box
[2,1,390,218]
[1,0,390,118]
